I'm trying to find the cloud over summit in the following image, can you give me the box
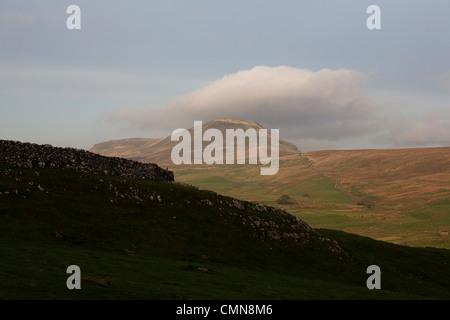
[107,65,383,147]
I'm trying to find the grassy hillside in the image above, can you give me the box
[1,163,450,299]
[172,155,354,213]
[89,118,450,249]
[305,148,450,206]
[305,148,450,248]
[171,151,450,249]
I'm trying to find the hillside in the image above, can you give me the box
[305,147,450,206]
[1,156,450,299]
[90,118,299,164]
[89,121,450,249]
[168,149,450,249]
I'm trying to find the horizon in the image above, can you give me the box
[88,117,450,153]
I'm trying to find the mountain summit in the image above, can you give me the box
[91,118,299,164]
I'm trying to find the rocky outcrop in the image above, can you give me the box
[194,196,345,255]
[0,140,174,182]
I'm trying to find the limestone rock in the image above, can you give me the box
[0,140,174,182]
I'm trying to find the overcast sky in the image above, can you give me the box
[1,0,450,151]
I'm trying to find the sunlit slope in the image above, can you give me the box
[302,148,450,248]
[172,149,450,249]
[172,153,353,206]
[305,147,450,207]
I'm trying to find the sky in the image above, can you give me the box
[1,0,450,151]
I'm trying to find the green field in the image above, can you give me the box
[1,163,450,299]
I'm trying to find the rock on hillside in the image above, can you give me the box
[0,140,174,182]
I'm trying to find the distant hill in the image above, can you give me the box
[168,147,450,249]
[90,118,299,164]
[305,147,450,206]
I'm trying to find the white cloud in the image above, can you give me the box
[107,65,384,144]
[436,71,450,91]
[0,12,35,37]
[384,108,450,147]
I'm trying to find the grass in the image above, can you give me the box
[170,152,450,249]
[1,163,450,299]
[172,155,353,204]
